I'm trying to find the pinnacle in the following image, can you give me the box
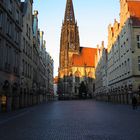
[64,0,75,23]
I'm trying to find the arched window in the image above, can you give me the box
[75,71,81,83]
[88,72,93,78]
[88,72,93,83]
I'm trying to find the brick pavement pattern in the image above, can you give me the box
[0,100,140,140]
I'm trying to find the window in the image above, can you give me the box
[16,10,19,23]
[29,65,30,78]
[14,51,18,73]
[128,59,130,73]
[75,71,80,83]
[26,24,28,36]
[9,0,12,12]
[138,56,140,71]
[15,29,19,44]
[124,42,126,47]
[75,76,80,83]
[7,19,12,37]
[124,61,127,74]
[23,38,25,52]
[28,64,29,77]
[5,46,8,64]
[29,28,30,39]
[0,39,2,68]
[0,11,2,28]
[25,41,27,54]
[8,0,12,13]
[26,62,27,76]
[22,60,24,75]
[137,35,140,48]
[5,45,11,70]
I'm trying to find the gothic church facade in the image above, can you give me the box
[58,0,97,98]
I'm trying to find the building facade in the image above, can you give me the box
[95,0,140,104]
[45,52,54,99]
[0,0,22,112]
[95,42,108,100]
[0,0,54,112]
[58,0,97,99]
[20,0,33,108]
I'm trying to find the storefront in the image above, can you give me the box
[1,95,7,112]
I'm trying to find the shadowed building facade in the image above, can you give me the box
[0,0,22,111]
[58,0,97,99]
[0,0,54,112]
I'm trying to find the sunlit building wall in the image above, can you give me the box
[95,0,140,103]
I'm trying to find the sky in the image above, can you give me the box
[33,0,120,77]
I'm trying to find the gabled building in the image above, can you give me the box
[58,0,97,99]
[95,0,140,104]
[107,0,140,104]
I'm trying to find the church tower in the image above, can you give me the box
[59,0,80,78]
[58,0,97,98]
[58,0,80,96]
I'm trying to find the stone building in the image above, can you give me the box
[58,0,97,99]
[20,0,33,108]
[0,0,22,112]
[49,57,54,96]
[45,52,54,98]
[95,0,140,104]
[95,42,108,100]
[32,10,40,105]
[0,0,54,112]
[32,11,49,104]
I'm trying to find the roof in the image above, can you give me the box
[72,47,97,67]
[128,1,140,18]
[127,1,140,26]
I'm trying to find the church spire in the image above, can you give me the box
[64,0,75,23]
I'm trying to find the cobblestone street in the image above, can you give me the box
[0,100,140,140]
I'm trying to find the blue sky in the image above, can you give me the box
[33,0,120,77]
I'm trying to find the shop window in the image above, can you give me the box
[137,35,140,48]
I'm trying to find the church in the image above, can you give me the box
[58,0,97,99]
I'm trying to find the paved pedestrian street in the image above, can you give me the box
[0,100,140,140]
